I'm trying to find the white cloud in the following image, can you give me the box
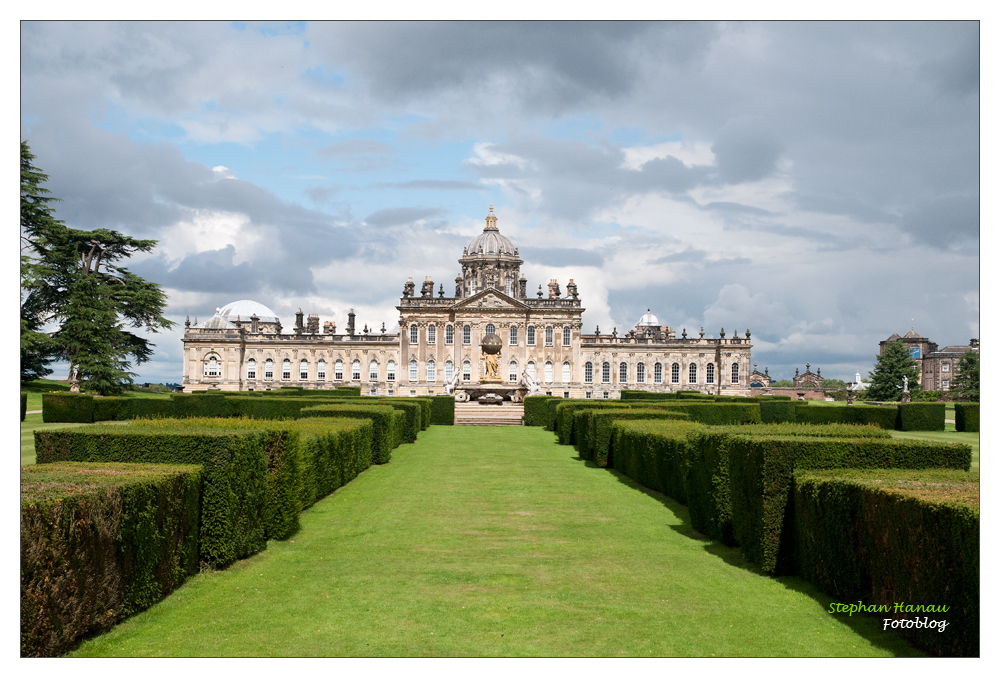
[619,140,715,170]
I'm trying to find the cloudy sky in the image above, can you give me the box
[20,21,980,384]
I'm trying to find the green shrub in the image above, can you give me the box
[92,397,128,422]
[292,418,373,507]
[35,424,271,567]
[590,409,691,468]
[20,462,201,657]
[42,393,94,423]
[370,400,421,443]
[794,403,897,429]
[728,434,972,573]
[170,393,232,418]
[794,469,979,656]
[391,410,407,449]
[546,398,565,431]
[301,404,397,464]
[620,402,762,427]
[430,396,455,425]
[91,397,175,422]
[611,420,704,502]
[334,386,362,396]
[21,392,27,421]
[555,401,632,445]
[896,402,945,431]
[410,397,432,430]
[760,399,798,424]
[620,391,678,401]
[955,403,979,432]
[523,395,556,426]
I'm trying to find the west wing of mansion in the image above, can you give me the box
[182,206,755,398]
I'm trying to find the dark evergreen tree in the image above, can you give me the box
[19,141,174,394]
[866,340,921,401]
[950,349,979,402]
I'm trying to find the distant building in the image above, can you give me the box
[181,205,755,398]
[879,330,979,391]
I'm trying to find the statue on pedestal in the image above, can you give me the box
[521,368,541,396]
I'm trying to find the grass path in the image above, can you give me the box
[70,426,919,657]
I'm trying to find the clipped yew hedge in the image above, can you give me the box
[794,403,897,429]
[611,419,703,502]
[42,393,94,423]
[955,403,979,432]
[334,386,362,396]
[35,425,271,567]
[896,402,945,431]
[588,408,691,467]
[555,400,632,445]
[21,462,201,657]
[728,434,972,573]
[794,468,979,657]
[759,399,798,424]
[301,403,398,463]
[523,395,556,426]
[430,396,455,425]
[293,418,373,507]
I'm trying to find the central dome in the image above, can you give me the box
[637,308,660,327]
[467,204,517,256]
[219,299,279,323]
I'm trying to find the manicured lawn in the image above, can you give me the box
[70,426,920,657]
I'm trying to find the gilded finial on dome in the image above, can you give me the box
[484,203,498,230]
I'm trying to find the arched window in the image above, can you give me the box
[445,360,454,382]
[204,356,219,377]
[446,325,454,345]
[427,324,436,345]
[509,325,518,345]
[584,362,594,383]
[563,327,571,346]
[706,363,715,384]
[334,359,343,381]
[282,359,291,380]
[654,362,663,384]
[636,363,645,383]
[387,360,396,381]
[671,363,680,384]
[409,359,418,381]
[527,361,536,380]
[544,361,553,383]
[462,360,471,381]
[689,363,698,384]
[486,323,496,335]
[409,324,418,344]
[470,277,476,295]
[562,362,571,383]
[351,360,361,381]
[317,359,326,380]
[246,358,257,380]
[509,360,518,382]
[264,359,274,380]
[619,362,628,383]
[300,359,309,380]
[527,326,535,346]
[544,326,553,346]
[732,363,740,384]
[505,278,512,296]
[463,325,471,345]
[369,360,379,381]
[602,362,611,383]
[427,360,436,382]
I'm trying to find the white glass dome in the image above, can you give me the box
[219,299,279,323]
[637,308,660,327]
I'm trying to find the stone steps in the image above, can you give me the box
[454,402,524,426]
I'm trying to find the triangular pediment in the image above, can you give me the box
[451,288,528,311]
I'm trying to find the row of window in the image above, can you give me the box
[210,356,741,385]
[408,323,573,347]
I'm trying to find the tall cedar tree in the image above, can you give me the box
[20,142,58,380]
[866,340,922,401]
[950,349,979,402]
[19,141,174,394]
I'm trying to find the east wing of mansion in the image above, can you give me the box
[182,206,756,399]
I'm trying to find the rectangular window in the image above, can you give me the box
[446,325,454,345]
[563,327,571,346]
[619,363,628,383]
[584,362,593,383]
[317,363,326,380]
[602,362,610,384]
[942,362,950,372]
[334,363,343,380]
[509,363,518,382]
[585,391,592,399]
[427,362,436,381]
[671,363,680,384]
[352,363,361,381]
[706,364,714,384]
[654,363,662,384]
[410,325,418,344]
[428,325,436,344]
[545,327,553,346]
[410,361,418,381]
[943,380,950,389]
[462,362,471,381]
[463,325,471,345]
[603,391,609,399]
[282,363,291,380]
[636,363,645,384]
[510,325,518,345]
[387,363,395,381]
[265,362,274,380]
[370,365,378,381]
[247,364,256,380]
[689,363,698,384]
[527,326,535,346]
[300,368,308,380]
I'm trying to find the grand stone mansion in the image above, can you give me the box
[182,206,755,398]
